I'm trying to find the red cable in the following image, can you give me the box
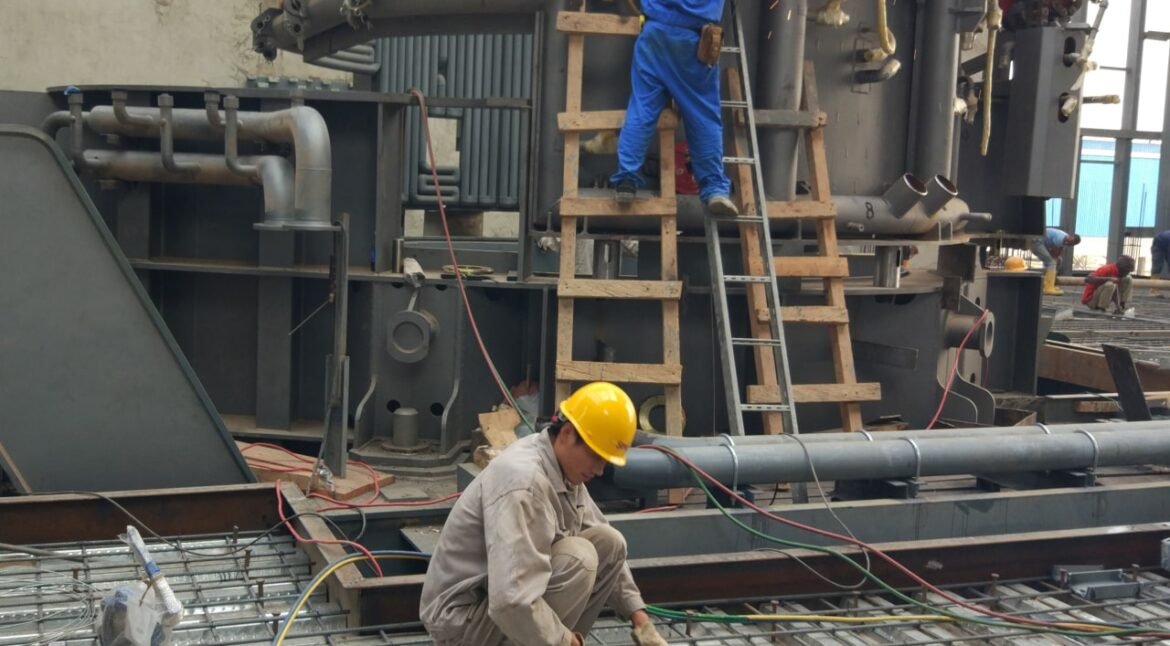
[925,309,990,430]
[244,442,384,503]
[274,481,384,577]
[316,492,461,513]
[640,444,1170,637]
[409,88,514,408]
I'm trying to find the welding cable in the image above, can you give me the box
[241,441,386,505]
[31,489,366,558]
[410,88,534,433]
[315,491,461,512]
[275,482,384,577]
[925,308,990,430]
[640,445,1170,638]
[271,550,430,645]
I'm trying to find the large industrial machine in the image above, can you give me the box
[13,0,1170,643]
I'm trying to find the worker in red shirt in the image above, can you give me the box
[1082,255,1135,314]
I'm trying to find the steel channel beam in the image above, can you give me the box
[0,484,277,545]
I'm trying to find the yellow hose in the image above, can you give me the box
[981,1,1002,157]
[875,0,896,56]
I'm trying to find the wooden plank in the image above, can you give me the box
[725,66,782,435]
[557,11,642,36]
[754,109,827,129]
[748,383,882,404]
[558,109,678,132]
[766,200,837,220]
[1040,343,1170,392]
[1073,398,1169,414]
[558,279,682,299]
[557,361,683,384]
[781,306,850,324]
[773,256,849,277]
[560,196,677,216]
[237,442,394,500]
[657,125,684,435]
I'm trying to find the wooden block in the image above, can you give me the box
[556,361,683,384]
[236,441,395,501]
[781,306,850,324]
[558,279,682,299]
[766,200,837,220]
[754,109,827,129]
[1073,398,1169,414]
[747,383,882,404]
[558,109,678,132]
[478,408,520,448]
[560,196,677,216]
[557,11,642,36]
[773,256,849,277]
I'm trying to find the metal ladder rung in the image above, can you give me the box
[723,156,755,165]
[732,337,783,347]
[721,100,750,109]
[724,274,772,284]
[740,404,793,413]
[721,46,743,54]
[725,215,765,224]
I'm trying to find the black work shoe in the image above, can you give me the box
[706,194,738,217]
[615,180,636,204]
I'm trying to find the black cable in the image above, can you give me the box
[28,490,367,557]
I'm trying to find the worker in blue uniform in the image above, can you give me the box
[610,0,738,217]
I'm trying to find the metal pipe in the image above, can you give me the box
[759,0,808,201]
[112,90,154,128]
[81,150,295,225]
[634,421,1167,448]
[873,246,902,288]
[613,423,1170,489]
[854,57,902,84]
[67,93,87,167]
[913,0,962,179]
[62,101,332,228]
[223,96,257,177]
[883,173,928,216]
[312,55,382,74]
[920,174,959,216]
[204,92,224,129]
[157,94,197,174]
[40,111,72,141]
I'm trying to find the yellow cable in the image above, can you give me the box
[875,0,896,56]
[274,554,429,645]
[743,613,953,623]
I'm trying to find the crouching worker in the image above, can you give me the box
[420,382,669,646]
[1082,255,1135,314]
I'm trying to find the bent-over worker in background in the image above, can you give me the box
[1150,230,1170,279]
[1032,227,1081,296]
[1082,254,1135,315]
[420,382,669,646]
[610,0,738,218]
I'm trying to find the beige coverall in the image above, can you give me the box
[420,432,646,646]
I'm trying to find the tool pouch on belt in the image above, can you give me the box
[698,24,723,66]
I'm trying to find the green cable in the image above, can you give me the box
[644,470,1155,639]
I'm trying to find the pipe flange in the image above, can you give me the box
[1075,428,1100,472]
[638,395,665,433]
[903,437,923,480]
[719,434,740,492]
[386,308,438,364]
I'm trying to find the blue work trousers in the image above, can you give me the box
[610,20,731,202]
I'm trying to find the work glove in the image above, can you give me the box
[631,620,669,646]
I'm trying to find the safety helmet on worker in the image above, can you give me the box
[1004,256,1027,271]
[558,382,637,467]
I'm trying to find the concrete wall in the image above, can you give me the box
[0,0,348,92]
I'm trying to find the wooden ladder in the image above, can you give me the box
[554,10,685,434]
[742,61,882,432]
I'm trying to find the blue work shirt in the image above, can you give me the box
[1044,227,1069,251]
[1154,230,1170,255]
[642,0,725,30]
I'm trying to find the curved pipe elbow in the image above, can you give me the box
[282,106,333,227]
[854,58,901,84]
[255,156,296,226]
[41,111,73,140]
[112,90,155,128]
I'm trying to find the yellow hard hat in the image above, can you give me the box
[558,382,637,467]
[1004,256,1027,271]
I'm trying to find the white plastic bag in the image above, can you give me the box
[97,582,171,646]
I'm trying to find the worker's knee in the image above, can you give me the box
[579,525,627,565]
[551,535,599,575]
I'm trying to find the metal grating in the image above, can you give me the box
[1048,290,1170,364]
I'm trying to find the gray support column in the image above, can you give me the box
[1155,33,1170,235]
[758,0,807,201]
[913,0,961,179]
[1060,197,1077,275]
[1106,1,1146,262]
[115,185,152,290]
[256,232,296,430]
[375,103,405,273]
[536,2,568,223]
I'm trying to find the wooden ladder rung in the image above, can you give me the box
[781,306,850,324]
[557,12,642,36]
[557,360,683,384]
[559,279,682,300]
[561,196,677,217]
[773,256,849,278]
[748,383,882,404]
[559,109,678,132]
[766,200,837,220]
[754,109,826,129]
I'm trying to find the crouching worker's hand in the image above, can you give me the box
[631,620,669,646]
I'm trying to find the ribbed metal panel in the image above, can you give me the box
[377,34,532,210]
